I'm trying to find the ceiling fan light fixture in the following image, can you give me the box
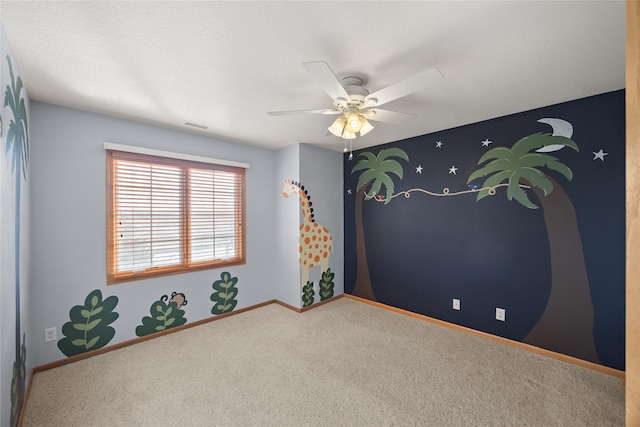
[328,117,347,137]
[359,118,374,136]
[329,112,371,139]
[345,112,363,133]
[342,130,357,140]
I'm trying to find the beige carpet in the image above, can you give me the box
[22,297,624,426]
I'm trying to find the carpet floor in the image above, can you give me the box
[22,297,624,426]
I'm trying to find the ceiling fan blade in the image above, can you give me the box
[364,108,417,125]
[302,61,350,101]
[267,108,340,116]
[365,67,443,107]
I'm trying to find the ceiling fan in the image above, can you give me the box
[268,61,444,139]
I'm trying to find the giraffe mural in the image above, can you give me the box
[282,178,333,301]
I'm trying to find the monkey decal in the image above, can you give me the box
[161,291,187,309]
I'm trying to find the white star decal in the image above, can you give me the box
[481,139,492,147]
[435,141,443,148]
[347,189,352,195]
[449,166,458,175]
[416,165,423,174]
[593,149,608,161]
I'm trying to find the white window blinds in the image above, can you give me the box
[106,149,245,284]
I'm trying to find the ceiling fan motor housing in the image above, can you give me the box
[335,76,369,111]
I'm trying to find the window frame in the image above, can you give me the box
[106,148,246,284]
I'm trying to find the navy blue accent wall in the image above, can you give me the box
[344,90,625,370]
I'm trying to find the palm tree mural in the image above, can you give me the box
[4,54,29,426]
[467,124,600,364]
[351,147,408,301]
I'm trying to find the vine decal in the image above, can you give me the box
[302,281,315,307]
[211,271,239,315]
[319,268,335,301]
[366,182,531,203]
[136,298,187,337]
[57,290,119,357]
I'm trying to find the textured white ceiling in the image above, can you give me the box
[0,1,626,152]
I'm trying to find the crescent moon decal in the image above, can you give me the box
[535,118,573,152]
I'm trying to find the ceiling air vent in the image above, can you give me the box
[184,122,208,130]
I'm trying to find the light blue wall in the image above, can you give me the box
[29,102,280,367]
[273,144,344,309]
[300,144,344,300]
[274,145,301,307]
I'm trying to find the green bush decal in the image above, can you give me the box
[319,268,335,301]
[211,271,239,315]
[57,290,119,357]
[136,299,187,337]
[302,281,315,307]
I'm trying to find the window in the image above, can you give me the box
[106,148,245,284]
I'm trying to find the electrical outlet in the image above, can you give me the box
[453,298,460,310]
[45,327,57,343]
[496,308,506,321]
